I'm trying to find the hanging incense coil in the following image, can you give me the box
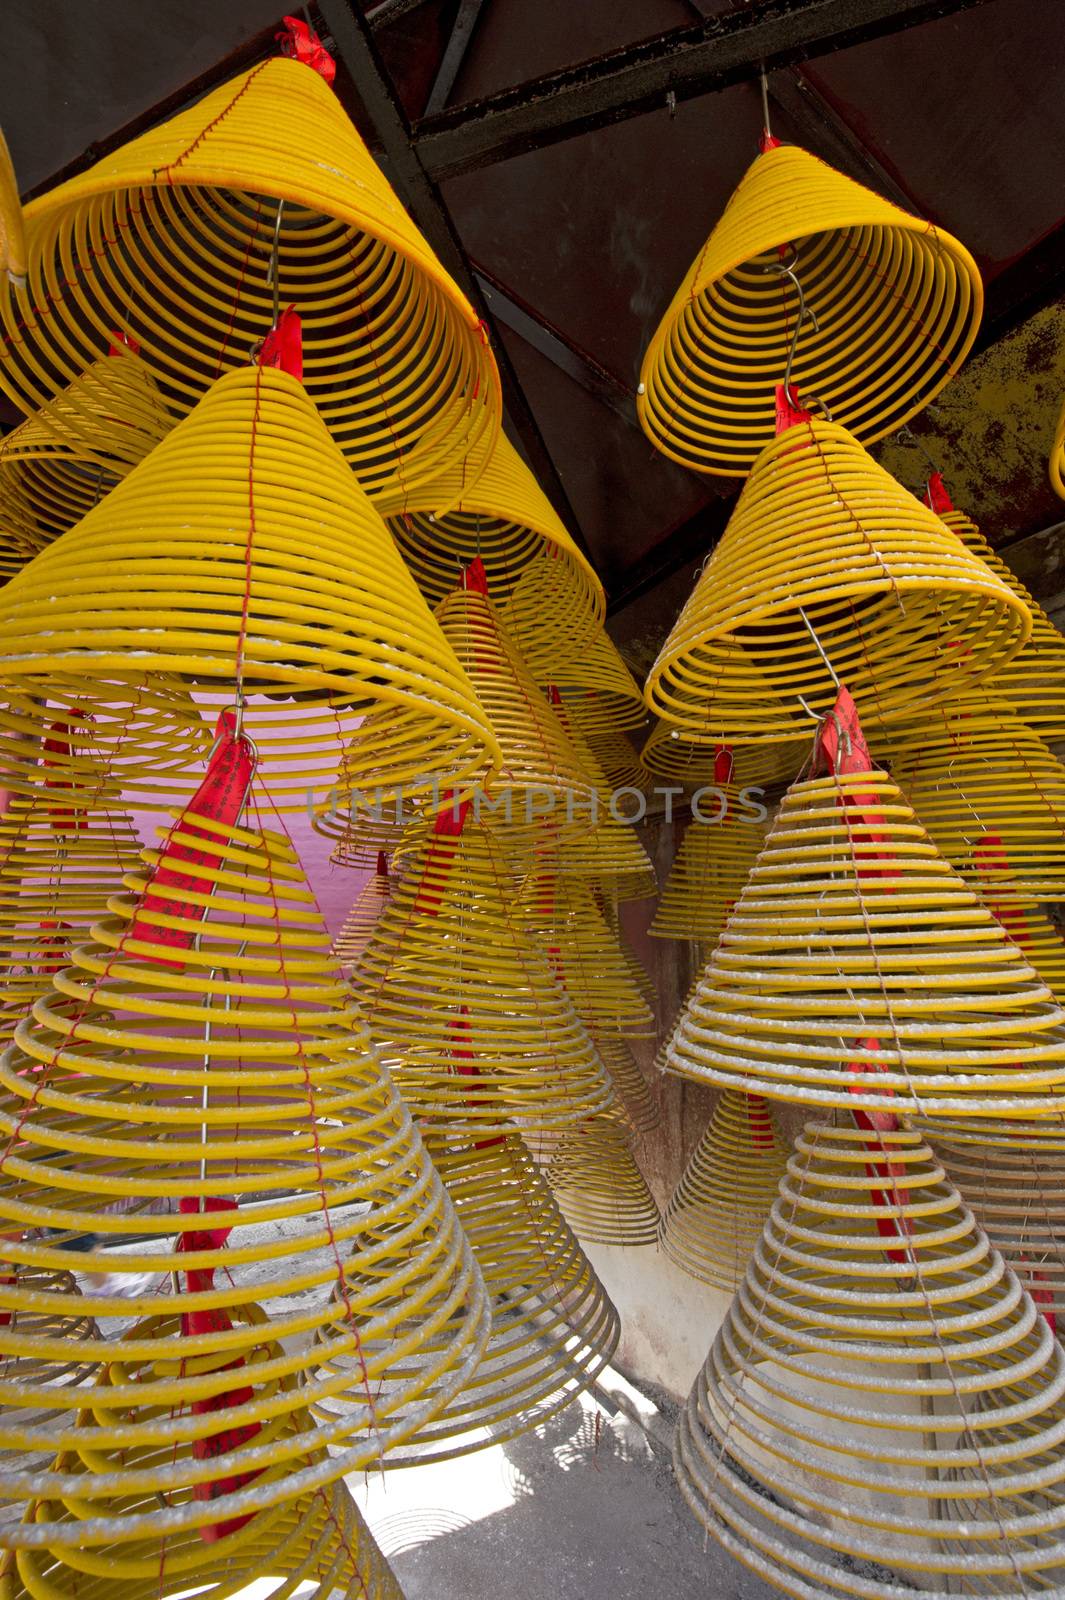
[330,1132,619,1467]
[925,476,1065,740]
[347,567,592,847]
[665,764,1065,1117]
[525,630,646,733]
[0,126,25,288]
[594,891,657,1014]
[640,717,802,789]
[659,1091,785,1289]
[675,1116,1065,1599]
[0,365,499,808]
[7,1441,407,1597]
[0,57,499,504]
[546,1120,660,1247]
[567,712,649,796]
[382,428,602,655]
[645,417,1030,738]
[0,347,174,565]
[330,852,392,967]
[0,808,490,1539]
[594,1031,659,1136]
[520,871,655,1037]
[351,817,614,1137]
[637,141,982,477]
[1051,389,1065,502]
[882,691,1065,898]
[930,1131,1065,1324]
[650,800,767,944]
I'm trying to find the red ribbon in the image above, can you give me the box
[128,710,255,966]
[276,16,336,83]
[258,306,303,382]
[922,470,955,516]
[177,1197,264,1541]
[411,793,471,918]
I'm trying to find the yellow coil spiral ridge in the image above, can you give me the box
[0,364,499,807]
[637,142,982,476]
[675,1116,1065,1599]
[382,428,602,652]
[520,871,655,1037]
[0,125,26,288]
[640,720,802,789]
[546,1120,660,1247]
[0,58,499,504]
[523,628,646,732]
[644,417,1030,739]
[883,692,1065,898]
[665,766,1065,1117]
[338,1133,619,1467]
[0,809,490,1546]
[1050,387,1065,501]
[0,347,174,566]
[350,818,615,1136]
[330,853,392,968]
[650,799,767,944]
[659,1091,786,1290]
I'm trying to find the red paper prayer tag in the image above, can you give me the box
[412,793,471,918]
[375,850,389,879]
[108,330,140,357]
[128,710,255,965]
[813,686,894,883]
[774,383,811,435]
[922,470,955,516]
[258,305,303,381]
[462,556,489,597]
[276,15,335,82]
[760,131,782,153]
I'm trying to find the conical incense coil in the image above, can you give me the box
[659,1091,785,1289]
[0,125,25,287]
[882,692,1065,898]
[7,1447,406,1597]
[675,1116,1065,1599]
[326,810,406,872]
[350,814,614,1137]
[0,750,142,1034]
[546,1120,660,1247]
[640,717,802,789]
[650,798,767,944]
[524,629,646,732]
[520,872,655,1037]
[930,1132,1065,1326]
[644,416,1029,739]
[0,685,212,807]
[0,56,499,504]
[594,1031,659,1137]
[0,807,489,1536]
[595,891,657,1015]
[0,347,174,561]
[0,365,499,808]
[383,428,602,654]
[567,713,649,796]
[977,893,1065,1000]
[347,564,592,847]
[665,752,1065,1118]
[328,1133,619,1467]
[637,140,981,477]
[330,852,392,968]
[925,473,1065,740]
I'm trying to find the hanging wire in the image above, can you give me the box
[759,65,772,142]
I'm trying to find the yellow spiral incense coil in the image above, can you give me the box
[348,574,591,846]
[7,1436,406,1597]
[637,141,982,477]
[330,853,391,967]
[0,57,499,504]
[0,348,174,562]
[593,1030,660,1136]
[645,417,1030,738]
[351,818,614,1137]
[546,1119,660,1247]
[659,1090,785,1289]
[640,718,802,789]
[520,871,655,1037]
[930,1132,1065,1325]
[665,765,1065,1117]
[0,783,142,1036]
[0,126,26,288]
[976,893,1065,1000]
[1051,390,1065,501]
[0,365,499,808]
[333,1133,619,1467]
[0,808,490,1539]
[382,428,602,652]
[883,692,1065,898]
[595,891,657,1015]
[675,1116,1065,1599]
[523,629,646,732]
[650,800,766,944]
[567,712,649,796]
[933,497,1065,740]
[0,686,212,808]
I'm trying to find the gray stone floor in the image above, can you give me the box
[353,1384,778,1600]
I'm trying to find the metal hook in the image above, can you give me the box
[775,263,819,407]
[895,425,942,479]
[759,66,771,141]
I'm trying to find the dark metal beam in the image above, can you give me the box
[365,0,431,25]
[412,0,1002,182]
[315,0,591,555]
[424,0,489,115]
[606,495,736,617]
[977,220,1065,353]
[472,265,638,429]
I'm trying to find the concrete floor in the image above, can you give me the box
[353,1382,778,1600]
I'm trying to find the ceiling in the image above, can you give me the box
[3,0,1064,659]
